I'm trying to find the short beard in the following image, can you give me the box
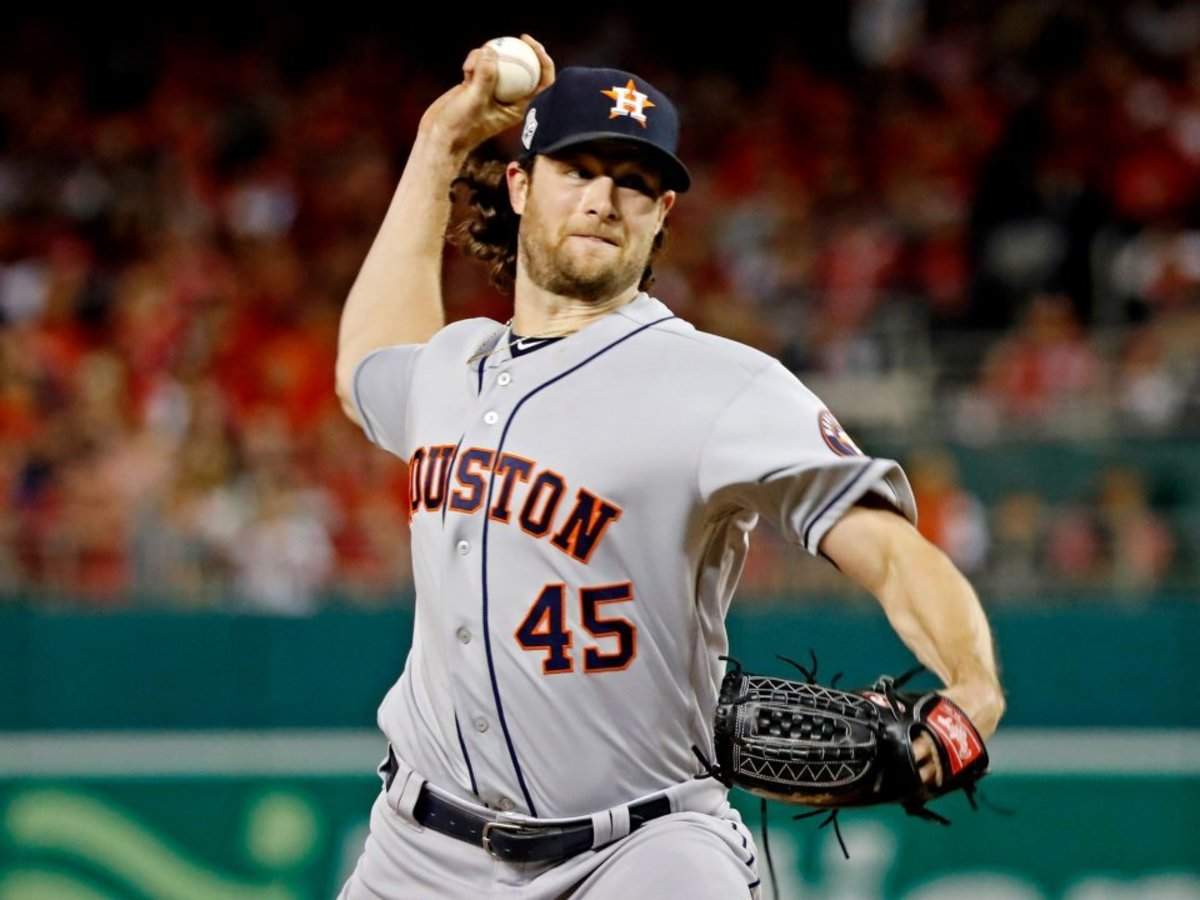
[517,202,649,304]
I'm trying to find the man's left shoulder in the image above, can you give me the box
[625,297,778,380]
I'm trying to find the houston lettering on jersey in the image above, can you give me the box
[408,445,623,565]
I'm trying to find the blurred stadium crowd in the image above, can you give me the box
[1,3,1197,611]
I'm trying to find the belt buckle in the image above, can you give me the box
[480,818,531,860]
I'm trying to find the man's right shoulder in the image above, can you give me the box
[355,317,503,381]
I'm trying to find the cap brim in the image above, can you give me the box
[526,131,691,193]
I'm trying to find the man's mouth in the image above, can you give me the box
[571,234,620,247]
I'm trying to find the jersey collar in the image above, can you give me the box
[479,292,672,370]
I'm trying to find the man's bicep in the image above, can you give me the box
[348,344,423,457]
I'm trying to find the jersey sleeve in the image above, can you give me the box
[697,360,916,556]
[350,344,423,457]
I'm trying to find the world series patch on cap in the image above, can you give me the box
[519,66,691,192]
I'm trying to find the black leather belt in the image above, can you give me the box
[382,747,672,863]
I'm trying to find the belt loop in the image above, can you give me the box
[610,804,631,842]
[589,810,613,849]
[590,803,632,849]
[383,749,425,830]
[397,776,425,829]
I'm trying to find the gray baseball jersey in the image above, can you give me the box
[351,291,916,820]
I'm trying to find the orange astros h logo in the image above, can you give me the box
[601,79,655,128]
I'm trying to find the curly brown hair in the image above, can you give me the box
[447,152,668,296]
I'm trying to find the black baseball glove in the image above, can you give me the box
[697,654,990,833]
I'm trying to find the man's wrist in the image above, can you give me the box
[941,681,1005,739]
[416,121,475,161]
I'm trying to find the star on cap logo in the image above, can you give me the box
[601,79,655,128]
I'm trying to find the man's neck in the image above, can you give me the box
[511,280,641,337]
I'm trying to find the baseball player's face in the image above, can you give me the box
[511,146,676,303]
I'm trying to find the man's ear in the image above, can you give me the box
[657,190,677,230]
[507,161,530,215]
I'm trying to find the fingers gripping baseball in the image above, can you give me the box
[522,34,556,94]
[421,35,556,154]
[463,47,499,99]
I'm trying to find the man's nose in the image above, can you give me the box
[581,176,618,219]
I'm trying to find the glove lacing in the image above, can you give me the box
[769,650,852,864]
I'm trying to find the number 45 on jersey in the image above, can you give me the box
[515,582,636,674]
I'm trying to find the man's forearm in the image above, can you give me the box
[335,126,469,412]
[874,529,1005,736]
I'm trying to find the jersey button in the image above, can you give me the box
[497,796,515,812]
[473,717,489,733]
[497,372,512,386]
[456,540,470,556]
[456,627,471,644]
[483,411,499,425]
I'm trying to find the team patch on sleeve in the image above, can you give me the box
[817,409,862,457]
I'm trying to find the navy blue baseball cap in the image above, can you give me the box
[518,67,691,193]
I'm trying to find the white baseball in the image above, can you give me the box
[486,37,541,104]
